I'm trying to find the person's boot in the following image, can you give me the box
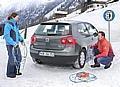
[91,64,100,68]
[16,69,22,75]
[104,63,112,69]
[16,72,22,75]
[91,58,100,68]
[7,75,16,78]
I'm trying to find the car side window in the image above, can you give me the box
[77,23,89,35]
[85,23,98,36]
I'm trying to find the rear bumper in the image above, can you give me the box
[30,52,78,65]
[30,44,79,65]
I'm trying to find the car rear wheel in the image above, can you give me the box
[73,48,87,69]
[32,58,42,64]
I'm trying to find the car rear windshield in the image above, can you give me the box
[35,23,71,36]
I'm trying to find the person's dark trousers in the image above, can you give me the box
[93,48,113,66]
[14,46,22,70]
[14,47,22,75]
[97,56,113,65]
[6,45,22,78]
[93,48,100,65]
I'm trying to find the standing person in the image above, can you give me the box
[4,12,24,78]
[91,31,115,69]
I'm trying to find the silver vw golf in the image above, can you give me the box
[30,20,98,68]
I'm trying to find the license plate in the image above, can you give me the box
[39,52,54,57]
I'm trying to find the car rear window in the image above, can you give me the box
[35,23,71,36]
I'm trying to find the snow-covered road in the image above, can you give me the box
[0,26,120,87]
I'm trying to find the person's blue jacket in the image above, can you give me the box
[3,19,23,46]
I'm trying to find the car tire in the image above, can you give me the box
[73,48,87,69]
[32,58,42,64]
[78,48,87,68]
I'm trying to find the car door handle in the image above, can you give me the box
[91,37,94,40]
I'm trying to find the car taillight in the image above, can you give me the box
[31,35,37,44]
[61,37,67,44]
[61,36,76,45]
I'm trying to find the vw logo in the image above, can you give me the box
[45,38,49,42]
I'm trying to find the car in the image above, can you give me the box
[30,20,98,69]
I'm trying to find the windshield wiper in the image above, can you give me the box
[47,33,57,36]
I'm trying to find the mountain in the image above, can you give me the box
[0,0,85,29]
[18,0,63,28]
[18,0,86,29]
[2,0,116,29]
[0,0,63,28]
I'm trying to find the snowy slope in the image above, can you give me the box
[45,0,83,19]
[66,1,120,42]
[0,1,120,87]
[45,2,65,18]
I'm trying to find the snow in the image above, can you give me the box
[0,0,55,13]
[45,1,65,18]
[0,1,120,87]
[66,1,120,42]
[92,0,108,1]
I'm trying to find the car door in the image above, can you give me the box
[84,23,98,45]
[75,23,91,46]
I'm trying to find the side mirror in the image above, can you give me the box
[93,32,98,37]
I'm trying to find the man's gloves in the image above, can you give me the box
[21,42,25,46]
[21,40,25,46]
[14,44,19,48]
[14,40,25,48]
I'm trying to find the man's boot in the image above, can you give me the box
[91,58,100,68]
[91,64,100,68]
[104,63,112,69]
[16,69,22,75]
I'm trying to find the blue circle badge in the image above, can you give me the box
[103,10,115,21]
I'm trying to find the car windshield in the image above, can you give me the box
[35,23,71,36]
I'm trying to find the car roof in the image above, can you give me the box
[41,20,87,25]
